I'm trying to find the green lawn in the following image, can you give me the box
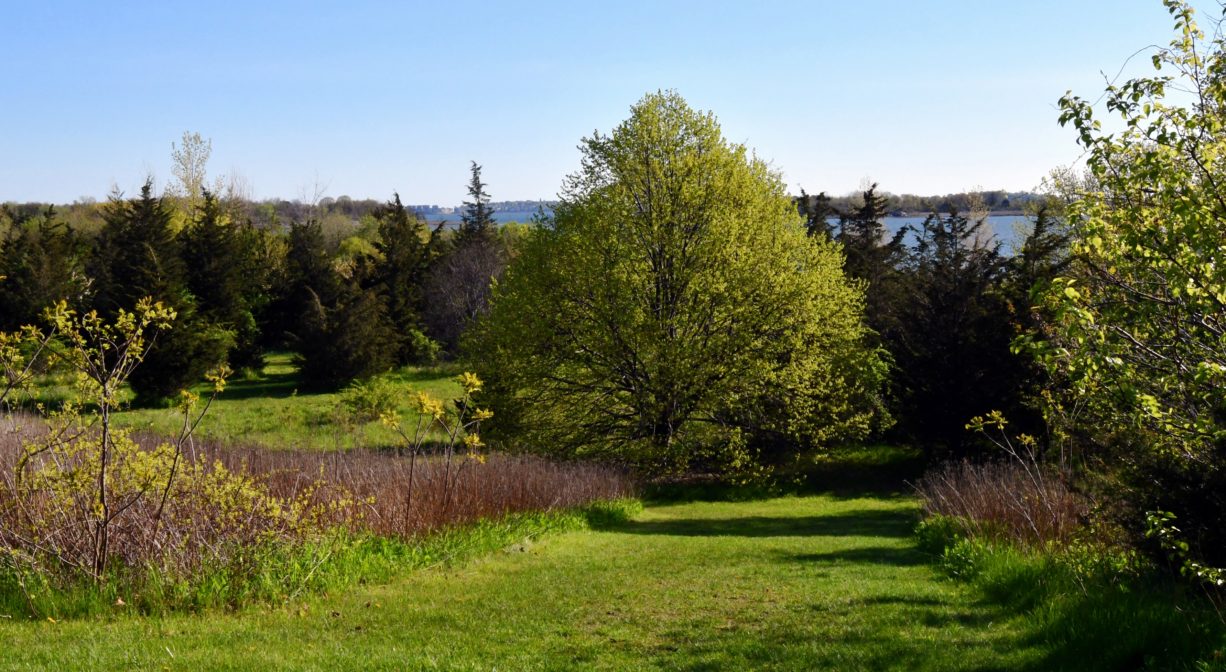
[109,353,463,450]
[0,495,1055,671]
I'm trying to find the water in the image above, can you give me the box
[422,211,1036,252]
[878,215,1033,253]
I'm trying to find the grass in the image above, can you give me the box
[109,353,463,450]
[1,494,1049,671]
[928,532,1226,671]
[3,486,1223,669]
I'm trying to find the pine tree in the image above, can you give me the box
[90,181,229,403]
[373,193,437,364]
[181,191,266,370]
[891,210,1013,455]
[457,161,496,244]
[796,188,835,239]
[0,206,87,331]
[284,219,398,388]
[836,185,908,339]
[425,165,508,354]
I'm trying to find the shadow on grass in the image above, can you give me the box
[642,445,928,506]
[605,509,916,539]
[213,369,302,401]
[788,546,928,567]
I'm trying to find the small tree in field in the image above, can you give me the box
[467,91,885,475]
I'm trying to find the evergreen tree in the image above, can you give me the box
[292,280,398,389]
[90,182,187,316]
[372,193,437,364]
[181,191,267,371]
[283,219,397,388]
[796,188,836,239]
[90,181,229,403]
[836,185,908,339]
[0,206,87,331]
[891,211,1014,455]
[457,161,496,244]
[425,165,507,354]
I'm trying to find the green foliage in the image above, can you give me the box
[337,377,399,424]
[837,185,908,336]
[930,529,1226,671]
[89,182,230,403]
[283,220,398,389]
[424,170,509,354]
[914,514,966,555]
[292,282,398,389]
[0,206,87,332]
[468,91,885,474]
[795,188,836,239]
[181,191,270,371]
[457,160,497,245]
[1046,0,1226,575]
[890,210,1022,454]
[371,193,437,365]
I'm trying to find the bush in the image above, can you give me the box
[339,377,399,424]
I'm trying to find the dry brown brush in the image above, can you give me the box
[0,419,633,590]
[914,459,1087,547]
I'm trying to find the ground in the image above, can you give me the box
[0,495,1052,671]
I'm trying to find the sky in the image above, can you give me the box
[0,1,1205,205]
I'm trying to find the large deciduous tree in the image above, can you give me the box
[1047,0,1226,573]
[467,91,885,474]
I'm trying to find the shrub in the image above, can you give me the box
[339,377,399,424]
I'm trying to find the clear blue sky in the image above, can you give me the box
[0,1,1200,205]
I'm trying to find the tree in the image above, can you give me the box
[835,184,908,341]
[90,182,230,403]
[169,131,214,212]
[467,91,885,474]
[181,191,267,370]
[457,161,496,244]
[372,193,438,364]
[425,166,508,354]
[282,219,397,388]
[0,206,87,332]
[1046,0,1226,575]
[796,188,836,239]
[890,210,1014,455]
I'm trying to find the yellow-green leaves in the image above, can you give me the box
[467,91,883,474]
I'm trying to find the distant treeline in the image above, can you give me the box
[805,189,1043,217]
[2,190,1039,240]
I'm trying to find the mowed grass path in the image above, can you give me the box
[1,496,1045,671]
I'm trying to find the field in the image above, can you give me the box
[41,353,464,451]
[9,491,1219,671]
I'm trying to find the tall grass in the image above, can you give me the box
[914,459,1086,547]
